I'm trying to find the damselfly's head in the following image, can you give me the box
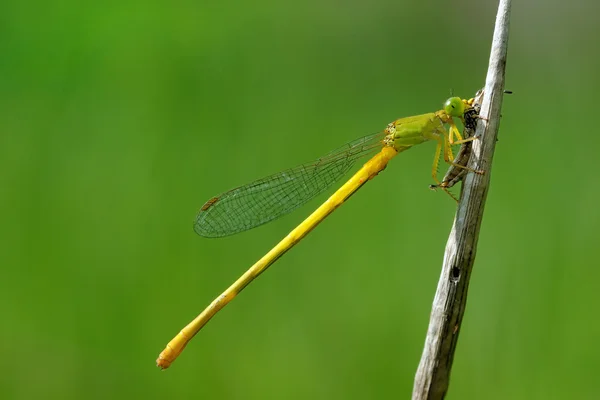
[443,97,467,118]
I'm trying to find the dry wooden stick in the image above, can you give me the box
[412,0,512,399]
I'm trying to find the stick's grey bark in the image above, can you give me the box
[411,1,511,399]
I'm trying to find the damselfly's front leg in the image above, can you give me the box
[443,124,483,173]
[447,120,481,146]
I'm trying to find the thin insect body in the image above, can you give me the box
[157,96,476,369]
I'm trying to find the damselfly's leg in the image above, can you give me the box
[431,136,443,186]
[430,135,459,202]
[445,137,455,162]
[429,182,459,202]
[443,126,479,168]
[447,162,485,175]
[444,126,485,175]
[448,120,479,145]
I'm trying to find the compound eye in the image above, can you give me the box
[443,97,466,117]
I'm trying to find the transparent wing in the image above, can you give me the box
[194,132,386,237]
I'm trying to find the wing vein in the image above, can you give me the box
[194,132,385,237]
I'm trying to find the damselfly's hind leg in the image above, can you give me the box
[447,162,485,175]
[429,182,459,202]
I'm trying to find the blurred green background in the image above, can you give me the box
[2,0,599,398]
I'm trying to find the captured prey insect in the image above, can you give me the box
[429,89,486,198]
[157,95,481,369]
[430,88,513,198]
